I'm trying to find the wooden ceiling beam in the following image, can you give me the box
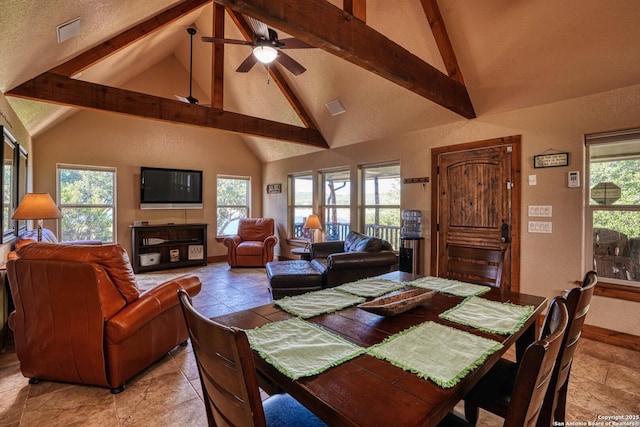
[50,0,210,77]
[7,73,329,148]
[420,0,465,85]
[211,3,225,109]
[9,0,328,146]
[226,9,317,129]
[213,0,475,119]
[344,0,366,23]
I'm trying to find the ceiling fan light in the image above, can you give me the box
[253,46,278,64]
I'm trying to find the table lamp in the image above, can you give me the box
[12,193,63,241]
[303,214,323,248]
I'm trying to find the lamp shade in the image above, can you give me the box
[253,45,278,64]
[12,193,63,220]
[303,214,322,230]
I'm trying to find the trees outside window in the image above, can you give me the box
[587,129,640,288]
[2,145,13,238]
[360,162,401,249]
[58,165,116,242]
[321,169,351,241]
[217,176,250,236]
[290,173,313,239]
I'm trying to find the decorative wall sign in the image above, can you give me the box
[403,177,429,184]
[533,152,569,168]
[266,183,282,194]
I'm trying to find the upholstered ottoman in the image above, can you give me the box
[266,260,323,299]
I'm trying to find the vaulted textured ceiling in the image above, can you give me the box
[2,0,639,162]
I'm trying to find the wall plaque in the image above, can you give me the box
[533,152,569,168]
[266,183,282,194]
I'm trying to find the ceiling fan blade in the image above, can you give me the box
[276,51,306,76]
[246,16,269,39]
[279,38,315,49]
[175,95,199,104]
[236,53,259,73]
[201,36,253,46]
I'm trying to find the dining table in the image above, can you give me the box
[211,271,547,427]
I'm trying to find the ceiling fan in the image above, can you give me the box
[176,27,199,105]
[201,16,314,76]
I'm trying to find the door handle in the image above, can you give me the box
[501,221,510,243]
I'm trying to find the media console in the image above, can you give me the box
[130,223,207,273]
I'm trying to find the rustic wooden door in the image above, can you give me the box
[430,136,521,292]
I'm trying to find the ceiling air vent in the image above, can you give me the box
[325,99,346,116]
[57,17,81,43]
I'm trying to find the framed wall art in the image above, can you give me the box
[266,183,282,194]
[533,152,569,168]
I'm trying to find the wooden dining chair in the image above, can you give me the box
[537,270,597,426]
[440,296,568,427]
[462,271,596,427]
[178,290,326,427]
[445,244,506,288]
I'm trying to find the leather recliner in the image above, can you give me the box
[7,242,202,393]
[310,231,398,288]
[223,218,277,267]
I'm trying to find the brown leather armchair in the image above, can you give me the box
[7,242,201,393]
[223,218,277,267]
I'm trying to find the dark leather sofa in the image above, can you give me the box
[309,231,398,288]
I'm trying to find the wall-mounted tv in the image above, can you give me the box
[140,167,203,209]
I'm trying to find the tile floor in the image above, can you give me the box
[1,262,638,426]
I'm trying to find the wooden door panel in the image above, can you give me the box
[431,136,521,292]
[447,162,501,228]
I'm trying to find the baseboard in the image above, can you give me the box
[581,324,640,352]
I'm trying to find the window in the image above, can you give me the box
[2,128,15,242]
[586,128,640,289]
[290,173,313,239]
[321,169,351,241]
[360,162,401,249]
[58,164,116,243]
[216,176,250,236]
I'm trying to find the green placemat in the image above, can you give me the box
[440,296,535,335]
[367,321,503,388]
[246,318,365,380]
[274,289,365,319]
[408,276,491,297]
[335,278,406,298]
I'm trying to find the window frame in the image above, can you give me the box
[1,126,26,243]
[56,163,117,243]
[358,161,401,249]
[585,128,640,301]
[216,175,251,237]
[320,167,352,241]
[288,172,314,241]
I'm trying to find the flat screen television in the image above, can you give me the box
[140,167,203,209]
